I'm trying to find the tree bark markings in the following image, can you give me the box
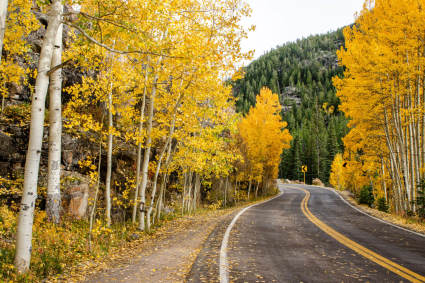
[15,0,62,273]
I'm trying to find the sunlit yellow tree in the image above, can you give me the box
[334,0,425,213]
[239,87,292,195]
[0,0,39,112]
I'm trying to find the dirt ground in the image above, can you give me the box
[75,210,235,283]
[41,204,248,283]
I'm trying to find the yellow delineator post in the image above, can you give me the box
[301,165,307,184]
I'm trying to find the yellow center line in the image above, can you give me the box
[292,186,425,283]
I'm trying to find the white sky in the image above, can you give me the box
[240,0,365,65]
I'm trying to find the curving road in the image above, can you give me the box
[187,184,425,283]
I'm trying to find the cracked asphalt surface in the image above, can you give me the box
[187,184,425,282]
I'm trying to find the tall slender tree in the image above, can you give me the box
[46,4,63,223]
[0,0,8,63]
[15,0,62,273]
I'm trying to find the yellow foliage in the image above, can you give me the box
[329,153,345,190]
[238,87,292,184]
[334,0,425,211]
[0,0,39,103]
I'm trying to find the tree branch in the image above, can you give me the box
[64,21,183,59]
[47,59,72,76]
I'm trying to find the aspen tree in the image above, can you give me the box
[335,0,425,213]
[239,87,292,189]
[138,53,164,231]
[132,62,149,224]
[0,0,7,63]
[105,76,113,227]
[46,5,63,223]
[15,0,62,273]
[146,91,183,229]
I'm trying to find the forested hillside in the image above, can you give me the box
[233,29,348,183]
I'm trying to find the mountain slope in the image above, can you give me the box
[233,28,348,183]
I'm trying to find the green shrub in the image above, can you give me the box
[416,179,425,219]
[377,197,389,212]
[358,185,374,207]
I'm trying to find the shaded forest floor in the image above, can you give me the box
[335,189,425,236]
[47,199,269,283]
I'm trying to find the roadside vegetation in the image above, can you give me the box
[330,0,425,220]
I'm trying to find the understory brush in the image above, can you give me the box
[0,191,268,282]
[0,208,140,282]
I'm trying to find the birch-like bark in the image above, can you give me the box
[155,176,166,222]
[156,140,174,222]
[46,15,63,223]
[138,56,163,231]
[147,92,181,228]
[0,0,8,65]
[146,138,169,231]
[181,171,187,215]
[186,171,193,213]
[132,63,149,224]
[247,179,251,200]
[105,80,113,227]
[381,157,387,202]
[14,0,62,273]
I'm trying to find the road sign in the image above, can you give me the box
[301,165,307,184]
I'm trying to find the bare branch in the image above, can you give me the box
[47,59,72,76]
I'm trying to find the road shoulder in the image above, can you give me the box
[319,186,425,237]
[55,199,273,283]
[77,209,237,283]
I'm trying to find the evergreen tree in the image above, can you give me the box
[232,28,348,184]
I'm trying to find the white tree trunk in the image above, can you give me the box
[156,175,166,222]
[132,64,148,224]
[137,27,167,230]
[381,157,387,202]
[14,0,62,273]
[146,138,169,231]
[46,17,63,223]
[147,95,180,228]
[0,0,8,65]
[156,141,174,222]
[186,171,193,212]
[138,72,159,230]
[105,82,113,227]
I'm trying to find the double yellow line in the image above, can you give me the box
[295,187,425,283]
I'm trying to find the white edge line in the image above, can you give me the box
[307,185,425,239]
[219,190,284,283]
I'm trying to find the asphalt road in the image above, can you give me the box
[187,184,425,283]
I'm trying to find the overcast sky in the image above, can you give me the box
[240,0,365,65]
